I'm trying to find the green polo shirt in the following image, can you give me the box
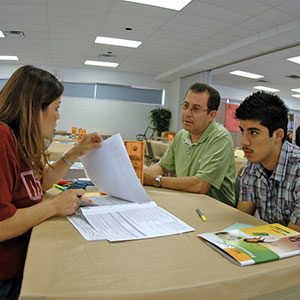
[159,120,236,206]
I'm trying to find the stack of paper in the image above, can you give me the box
[67,134,194,242]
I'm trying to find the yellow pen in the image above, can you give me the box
[196,208,207,222]
[53,184,67,191]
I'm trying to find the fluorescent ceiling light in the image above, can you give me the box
[253,86,280,92]
[0,31,4,38]
[291,94,300,99]
[0,55,19,61]
[291,88,300,93]
[287,56,300,64]
[229,70,264,79]
[84,60,119,68]
[95,36,142,48]
[122,0,192,11]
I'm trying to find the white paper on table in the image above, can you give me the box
[67,216,105,241]
[70,162,84,169]
[79,202,195,242]
[81,195,132,208]
[80,133,150,203]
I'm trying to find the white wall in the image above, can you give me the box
[58,97,157,140]
[166,79,181,132]
[51,66,172,140]
[0,65,172,141]
[212,84,252,102]
[2,65,300,140]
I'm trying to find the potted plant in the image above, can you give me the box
[150,107,171,137]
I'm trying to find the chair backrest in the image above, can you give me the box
[146,140,155,159]
[136,125,155,141]
[234,175,241,207]
[145,140,159,166]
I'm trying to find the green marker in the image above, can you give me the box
[53,184,67,191]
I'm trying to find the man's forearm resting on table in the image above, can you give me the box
[144,164,211,194]
[237,202,300,233]
[237,201,256,215]
[288,222,300,233]
[144,163,164,176]
[158,176,210,193]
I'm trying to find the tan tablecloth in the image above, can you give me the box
[46,141,80,162]
[52,134,77,142]
[150,140,169,158]
[20,187,300,300]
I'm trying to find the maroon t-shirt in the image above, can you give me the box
[0,125,43,280]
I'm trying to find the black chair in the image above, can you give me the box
[136,125,155,141]
[145,140,159,166]
[234,175,241,207]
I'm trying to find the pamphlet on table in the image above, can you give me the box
[198,223,300,266]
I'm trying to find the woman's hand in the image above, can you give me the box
[75,132,103,156]
[64,132,102,163]
[46,189,85,216]
[42,133,102,191]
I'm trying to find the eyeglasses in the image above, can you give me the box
[180,103,208,114]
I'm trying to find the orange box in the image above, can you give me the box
[124,141,145,185]
[168,134,175,144]
[78,129,86,141]
[71,126,77,137]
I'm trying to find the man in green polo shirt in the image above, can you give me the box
[143,82,236,207]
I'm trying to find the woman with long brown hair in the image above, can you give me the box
[0,65,102,300]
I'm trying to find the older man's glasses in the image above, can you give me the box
[180,103,208,114]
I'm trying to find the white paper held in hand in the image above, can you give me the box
[80,133,150,203]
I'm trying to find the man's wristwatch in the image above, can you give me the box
[154,175,162,188]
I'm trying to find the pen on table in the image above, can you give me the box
[53,184,67,191]
[53,184,91,201]
[196,208,207,222]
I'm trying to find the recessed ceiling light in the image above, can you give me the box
[0,31,4,38]
[253,86,280,92]
[291,88,300,93]
[229,70,264,79]
[95,36,142,48]
[291,94,300,98]
[0,55,19,61]
[84,60,119,68]
[287,56,300,65]
[122,0,192,11]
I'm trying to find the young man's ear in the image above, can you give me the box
[273,128,284,142]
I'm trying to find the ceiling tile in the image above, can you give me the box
[184,1,249,24]
[256,8,296,25]
[222,26,256,38]
[171,12,233,32]
[160,22,216,39]
[0,0,299,100]
[276,0,300,17]
[192,0,271,16]
[255,0,288,6]
[238,17,277,32]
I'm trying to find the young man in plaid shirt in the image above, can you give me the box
[236,91,300,232]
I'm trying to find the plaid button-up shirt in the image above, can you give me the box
[240,141,300,226]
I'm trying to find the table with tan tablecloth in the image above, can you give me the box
[20,187,300,300]
[150,140,169,159]
[46,141,79,162]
